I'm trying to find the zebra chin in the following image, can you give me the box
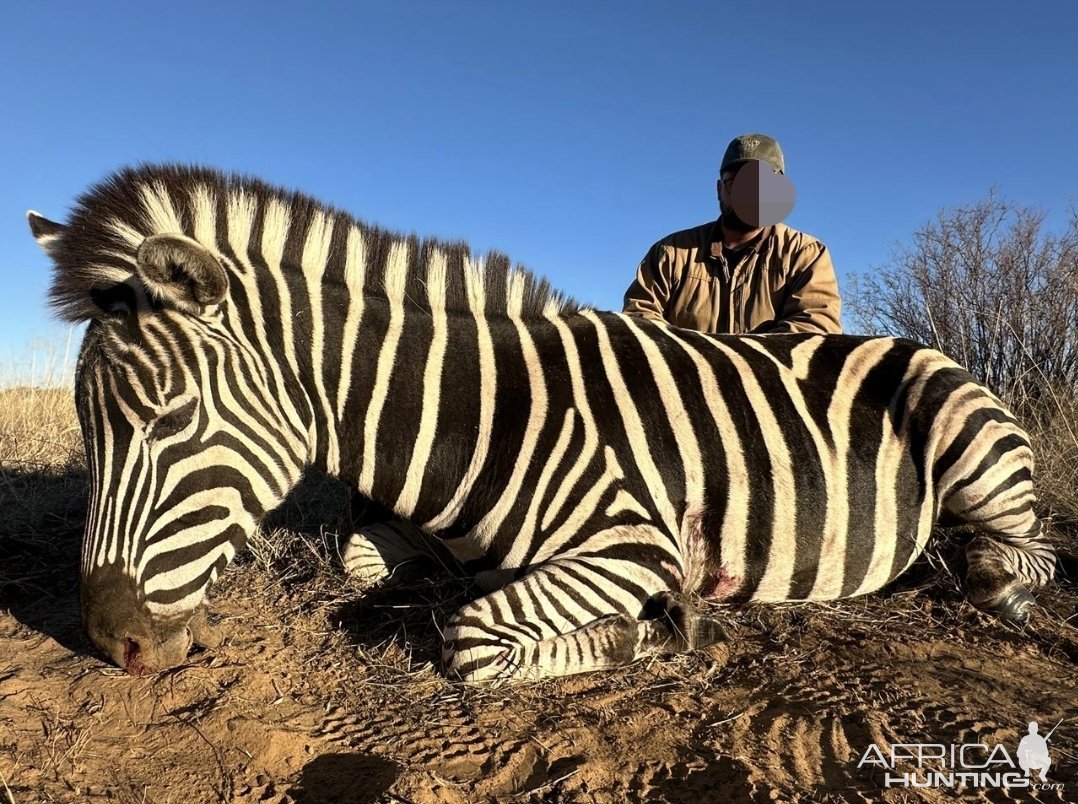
[80,564,216,675]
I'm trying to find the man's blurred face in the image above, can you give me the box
[718,166,753,233]
[718,161,796,232]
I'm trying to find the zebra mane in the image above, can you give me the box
[45,163,581,323]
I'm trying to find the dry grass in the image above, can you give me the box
[0,387,82,471]
[1021,390,1078,534]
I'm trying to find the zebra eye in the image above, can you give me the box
[149,396,198,441]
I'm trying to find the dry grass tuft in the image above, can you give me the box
[1022,390,1078,533]
[0,387,82,471]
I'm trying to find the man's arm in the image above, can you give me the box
[761,242,842,334]
[622,242,674,324]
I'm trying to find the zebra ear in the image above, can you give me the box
[27,211,67,256]
[135,234,228,314]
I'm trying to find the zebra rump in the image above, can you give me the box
[29,164,1056,682]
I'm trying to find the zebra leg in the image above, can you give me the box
[964,529,1055,625]
[442,563,725,683]
[339,520,438,588]
[940,436,1056,625]
[340,492,449,587]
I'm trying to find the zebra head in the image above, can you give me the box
[29,211,310,675]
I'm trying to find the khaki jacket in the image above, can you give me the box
[622,219,842,334]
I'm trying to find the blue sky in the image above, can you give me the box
[2,1,1076,384]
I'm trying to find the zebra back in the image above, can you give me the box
[45,163,581,325]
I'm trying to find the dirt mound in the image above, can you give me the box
[3,541,1076,802]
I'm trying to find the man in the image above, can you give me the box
[1017,721,1052,782]
[623,134,842,334]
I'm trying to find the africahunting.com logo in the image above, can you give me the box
[857,720,1064,791]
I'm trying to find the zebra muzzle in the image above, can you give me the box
[116,607,220,675]
[94,621,195,676]
[81,566,214,674]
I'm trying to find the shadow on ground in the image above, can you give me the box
[0,464,354,659]
[290,753,401,803]
[0,463,89,655]
[260,469,475,671]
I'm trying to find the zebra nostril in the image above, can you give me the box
[122,636,148,675]
[123,636,140,663]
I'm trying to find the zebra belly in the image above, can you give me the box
[699,518,930,604]
[689,427,933,604]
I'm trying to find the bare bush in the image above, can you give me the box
[850,191,1078,410]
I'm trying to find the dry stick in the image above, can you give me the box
[924,299,941,353]
[0,766,14,804]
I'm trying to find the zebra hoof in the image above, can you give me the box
[986,586,1036,626]
[640,591,727,651]
[383,557,437,588]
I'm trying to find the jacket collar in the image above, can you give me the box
[708,217,774,261]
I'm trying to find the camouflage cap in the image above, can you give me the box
[720,134,785,175]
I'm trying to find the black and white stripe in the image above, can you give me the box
[32,164,1056,681]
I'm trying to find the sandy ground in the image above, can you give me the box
[2,394,1077,802]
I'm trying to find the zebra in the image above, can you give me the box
[28,164,1056,683]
